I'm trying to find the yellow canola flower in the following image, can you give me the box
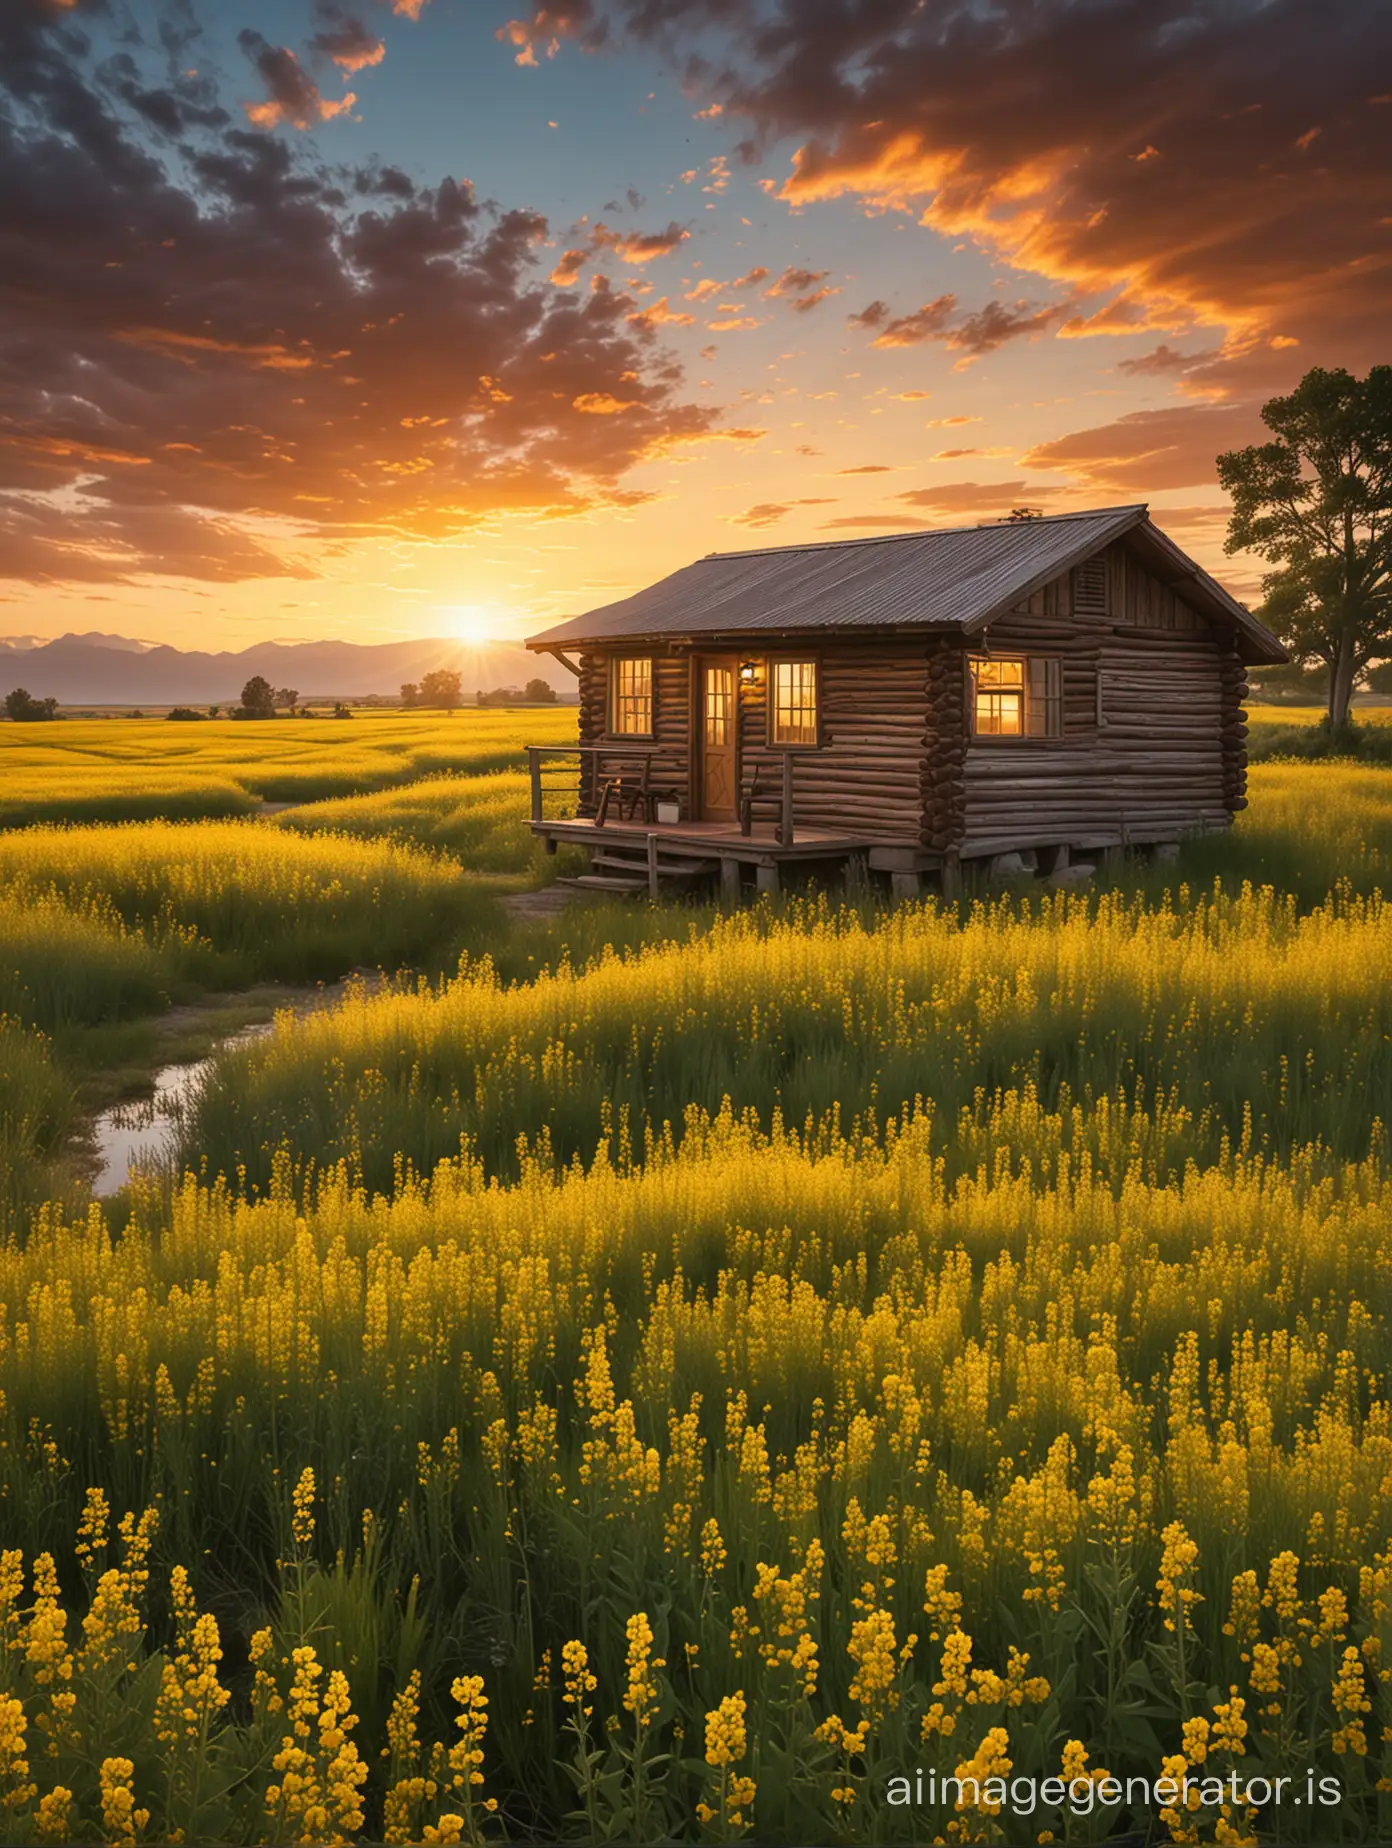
[623,1612,664,1730]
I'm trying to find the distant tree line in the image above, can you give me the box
[477,679,557,707]
[400,669,463,710]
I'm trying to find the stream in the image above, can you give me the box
[89,1021,272,1197]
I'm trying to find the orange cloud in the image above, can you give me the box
[550,248,589,287]
[628,297,696,329]
[592,221,689,263]
[114,329,316,370]
[732,497,835,527]
[572,392,641,414]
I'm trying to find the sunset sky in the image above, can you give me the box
[1,0,1387,650]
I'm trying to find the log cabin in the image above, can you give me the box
[523,504,1286,897]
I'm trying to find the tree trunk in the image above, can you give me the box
[1328,633,1358,729]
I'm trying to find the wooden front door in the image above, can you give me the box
[698,658,738,820]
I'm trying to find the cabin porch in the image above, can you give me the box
[527,746,942,897]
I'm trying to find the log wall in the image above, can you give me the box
[960,553,1239,855]
[576,649,691,816]
[736,641,932,843]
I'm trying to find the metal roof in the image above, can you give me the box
[526,505,1286,662]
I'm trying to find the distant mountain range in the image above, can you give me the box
[0,632,573,706]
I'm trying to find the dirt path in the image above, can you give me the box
[500,885,586,922]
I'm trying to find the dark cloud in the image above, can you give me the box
[0,494,316,585]
[540,0,1390,397]
[237,30,357,129]
[1020,405,1263,492]
[763,264,838,311]
[310,6,386,74]
[851,290,1057,359]
[0,5,713,584]
[1117,343,1222,377]
[868,295,956,348]
[947,299,1061,359]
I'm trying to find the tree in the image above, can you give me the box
[239,675,276,718]
[418,668,463,710]
[400,682,419,708]
[4,687,59,721]
[1217,366,1392,730]
[273,686,299,714]
[524,676,558,703]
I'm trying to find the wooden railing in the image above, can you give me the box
[527,743,797,843]
[527,744,661,823]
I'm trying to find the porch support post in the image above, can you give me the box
[647,832,660,900]
[756,862,780,895]
[720,857,742,901]
[528,748,542,822]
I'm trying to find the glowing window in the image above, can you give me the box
[970,655,1063,738]
[971,656,1025,735]
[771,660,818,745]
[610,657,653,736]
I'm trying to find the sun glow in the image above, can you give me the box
[445,605,503,648]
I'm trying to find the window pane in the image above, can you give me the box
[612,658,653,735]
[971,655,1026,736]
[704,666,734,745]
[772,660,817,744]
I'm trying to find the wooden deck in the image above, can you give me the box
[531,814,943,898]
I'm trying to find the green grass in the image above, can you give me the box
[277,768,583,879]
[0,820,501,990]
[0,1017,78,1230]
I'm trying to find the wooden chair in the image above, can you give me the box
[739,769,780,837]
[739,761,794,844]
[595,758,679,825]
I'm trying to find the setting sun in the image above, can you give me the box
[445,605,501,649]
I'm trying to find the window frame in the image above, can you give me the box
[608,654,655,739]
[967,652,1063,742]
[766,654,822,749]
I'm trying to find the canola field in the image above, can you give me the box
[0,707,578,826]
[0,718,1390,1845]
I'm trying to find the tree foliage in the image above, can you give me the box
[1218,366,1392,729]
[4,687,60,722]
[418,668,463,710]
[238,676,276,719]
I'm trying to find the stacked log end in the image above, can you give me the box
[577,652,607,813]
[923,639,967,851]
[1219,644,1249,814]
